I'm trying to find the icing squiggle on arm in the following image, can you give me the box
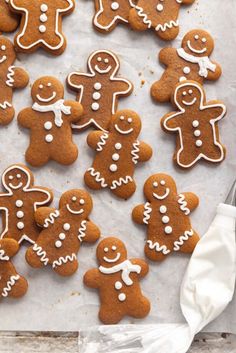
[78,220,87,242]
[43,210,60,228]
[143,202,152,225]
[178,194,190,215]
[96,133,109,151]
[131,141,140,164]
[6,66,15,87]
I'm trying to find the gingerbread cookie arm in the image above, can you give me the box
[79,220,101,243]
[67,73,92,99]
[137,141,152,162]
[131,258,149,278]
[18,108,35,128]
[83,268,101,289]
[31,187,53,205]
[179,192,199,213]
[87,131,107,150]
[63,100,83,123]
[132,204,146,225]
[34,207,57,227]
[0,194,11,209]
[204,101,226,120]
[113,78,133,97]
[9,67,29,89]
[206,61,222,81]
[161,111,183,131]
[159,47,176,66]
[10,0,28,8]
[0,238,19,258]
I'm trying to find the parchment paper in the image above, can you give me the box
[0,0,236,333]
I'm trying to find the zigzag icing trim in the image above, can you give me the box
[96,133,109,152]
[0,101,12,110]
[131,141,140,164]
[110,176,133,190]
[155,20,179,32]
[135,5,152,28]
[78,220,87,242]
[44,210,60,228]
[88,167,108,188]
[1,275,20,297]
[178,194,190,215]
[52,253,77,268]
[143,202,152,225]
[32,244,49,266]
[173,229,194,251]
[0,249,9,261]
[147,240,171,255]
[6,66,15,87]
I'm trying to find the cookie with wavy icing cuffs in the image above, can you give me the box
[129,0,195,41]
[132,173,199,262]
[9,0,75,55]
[84,110,152,199]
[18,76,83,167]
[161,80,226,168]
[0,36,29,125]
[67,50,133,131]
[84,237,150,324]
[151,29,222,102]
[0,164,53,245]
[93,0,134,33]
[0,0,19,33]
[0,239,28,299]
[26,189,100,277]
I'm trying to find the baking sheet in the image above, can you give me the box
[0,0,236,333]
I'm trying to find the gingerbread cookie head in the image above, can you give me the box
[174,80,204,110]
[109,110,141,139]
[89,50,119,75]
[31,76,64,105]
[59,189,93,219]
[182,30,214,57]
[0,36,15,68]
[97,237,128,268]
[144,173,177,203]
[2,164,33,192]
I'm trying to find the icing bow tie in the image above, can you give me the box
[32,99,71,127]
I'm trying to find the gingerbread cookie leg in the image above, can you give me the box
[110,177,136,199]
[175,229,199,254]
[53,256,78,276]
[6,273,28,298]
[99,305,125,325]
[84,169,107,190]
[144,240,170,262]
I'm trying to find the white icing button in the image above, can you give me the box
[63,223,71,231]
[44,121,52,130]
[196,140,203,147]
[118,293,126,302]
[91,102,100,111]
[156,4,163,11]
[179,76,187,82]
[194,130,201,137]
[115,143,122,150]
[111,2,119,10]
[109,164,117,172]
[115,281,122,290]
[94,82,101,90]
[40,4,48,12]
[55,240,62,248]
[59,233,66,240]
[16,211,24,219]
[45,134,53,143]
[165,226,173,234]
[162,216,169,224]
[183,66,190,74]
[39,25,46,33]
[159,205,167,214]
[40,14,47,22]
[17,222,24,230]
[192,120,199,128]
[92,92,101,100]
[112,153,120,161]
[15,200,23,207]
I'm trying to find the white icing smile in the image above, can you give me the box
[153,188,170,200]
[115,124,134,135]
[66,204,84,215]
[36,91,56,103]
[95,65,112,74]
[9,182,23,190]
[103,252,121,263]
[0,55,7,64]
[182,97,197,106]
[187,40,207,54]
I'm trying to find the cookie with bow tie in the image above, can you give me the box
[18,76,83,167]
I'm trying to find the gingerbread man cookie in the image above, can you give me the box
[132,173,199,262]
[151,29,222,102]
[129,0,195,41]
[161,80,226,168]
[84,110,152,199]
[67,50,133,131]
[0,36,29,126]
[18,76,83,167]
[0,238,28,299]
[84,237,150,324]
[9,0,75,55]
[93,0,134,33]
[26,189,100,277]
[0,0,19,33]
[0,164,53,244]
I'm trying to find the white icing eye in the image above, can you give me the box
[16,174,21,179]
[72,196,77,202]
[97,57,102,62]
[47,83,52,87]
[9,175,13,180]
[39,84,43,89]
[188,89,193,94]
[80,199,85,205]
[202,37,207,43]
[104,247,109,253]
[112,245,117,251]
[153,181,158,188]
[104,58,109,63]
[194,35,199,40]
[182,91,187,96]
[160,180,165,186]
[1,45,6,51]
[128,117,132,123]
[120,116,125,121]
